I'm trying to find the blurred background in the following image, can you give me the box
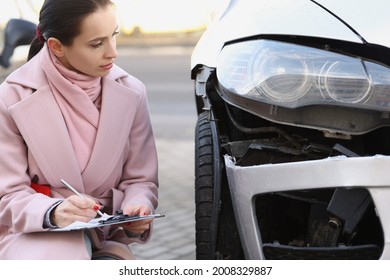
[0,0,215,32]
[0,0,225,67]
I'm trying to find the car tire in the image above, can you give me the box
[195,111,215,259]
[195,111,244,259]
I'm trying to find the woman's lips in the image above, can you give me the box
[101,63,113,70]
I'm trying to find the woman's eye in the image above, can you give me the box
[91,42,103,48]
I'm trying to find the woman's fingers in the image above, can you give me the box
[120,204,154,235]
[52,195,99,227]
[123,214,153,234]
[123,204,151,216]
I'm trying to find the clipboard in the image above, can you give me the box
[50,213,165,231]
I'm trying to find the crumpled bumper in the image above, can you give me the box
[224,154,390,259]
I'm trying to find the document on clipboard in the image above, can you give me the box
[50,213,165,232]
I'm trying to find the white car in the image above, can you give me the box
[191,0,390,260]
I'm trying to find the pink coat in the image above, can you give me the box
[0,54,158,259]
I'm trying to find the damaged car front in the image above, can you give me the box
[191,0,390,260]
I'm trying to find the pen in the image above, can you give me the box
[60,179,104,216]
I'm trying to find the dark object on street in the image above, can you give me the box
[0,18,36,68]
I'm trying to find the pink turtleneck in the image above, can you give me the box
[40,45,102,172]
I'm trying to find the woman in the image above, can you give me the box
[0,0,158,259]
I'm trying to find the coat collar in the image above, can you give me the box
[8,63,139,194]
[6,49,129,91]
[81,78,138,189]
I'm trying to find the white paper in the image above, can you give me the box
[51,213,164,231]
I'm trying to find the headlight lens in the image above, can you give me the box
[253,48,311,102]
[217,40,390,111]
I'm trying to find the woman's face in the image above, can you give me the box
[58,5,118,77]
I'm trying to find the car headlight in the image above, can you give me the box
[217,40,390,111]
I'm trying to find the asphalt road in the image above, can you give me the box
[116,42,197,141]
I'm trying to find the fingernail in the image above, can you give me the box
[93,204,100,211]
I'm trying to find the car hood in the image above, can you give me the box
[192,0,390,70]
[314,0,390,47]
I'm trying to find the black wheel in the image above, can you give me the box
[195,111,215,259]
[195,111,244,259]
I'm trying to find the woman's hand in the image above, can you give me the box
[122,204,153,236]
[51,195,100,228]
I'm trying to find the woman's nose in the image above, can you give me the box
[105,39,118,59]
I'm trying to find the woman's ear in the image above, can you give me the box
[47,38,64,57]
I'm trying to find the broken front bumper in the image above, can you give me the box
[224,154,390,259]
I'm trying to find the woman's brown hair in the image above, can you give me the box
[28,0,114,60]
